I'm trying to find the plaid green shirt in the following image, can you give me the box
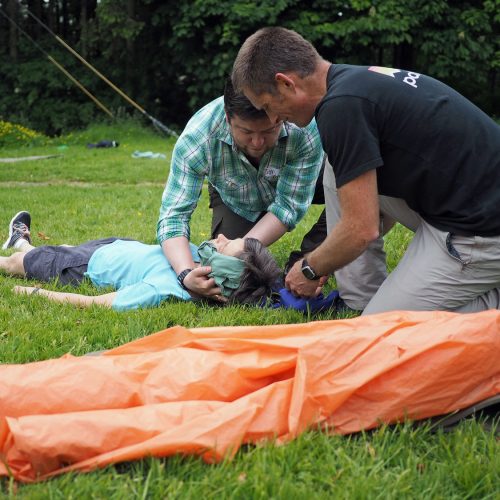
[157,97,324,243]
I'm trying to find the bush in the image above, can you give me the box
[0,120,49,148]
[0,0,498,134]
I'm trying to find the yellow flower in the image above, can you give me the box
[0,120,45,146]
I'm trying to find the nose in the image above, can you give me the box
[265,110,280,124]
[216,233,228,243]
[251,135,265,148]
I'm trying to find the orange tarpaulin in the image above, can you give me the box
[1,309,499,483]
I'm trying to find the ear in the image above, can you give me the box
[225,111,231,124]
[275,73,296,94]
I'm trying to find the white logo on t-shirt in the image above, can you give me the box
[369,66,421,88]
[403,72,421,88]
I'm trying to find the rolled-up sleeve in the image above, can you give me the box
[267,121,324,229]
[157,131,208,243]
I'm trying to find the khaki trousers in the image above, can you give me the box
[323,163,500,314]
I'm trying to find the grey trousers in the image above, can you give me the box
[323,163,500,315]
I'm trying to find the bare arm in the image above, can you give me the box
[285,169,380,297]
[13,286,117,308]
[244,212,288,246]
[161,236,197,275]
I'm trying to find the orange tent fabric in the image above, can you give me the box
[1,309,499,483]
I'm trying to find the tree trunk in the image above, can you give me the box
[7,0,19,61]
[27,0,43,39]
[47,0,57,33]
[126,0,136,94]
[61,0,69,39]
[80,0,88,58]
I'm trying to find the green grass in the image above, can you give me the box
[1,121,498,498]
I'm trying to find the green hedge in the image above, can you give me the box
[0,0,498,135]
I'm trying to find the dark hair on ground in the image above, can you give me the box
[223,77,268,122]
[232,27,322,96]
[229,237,282,305]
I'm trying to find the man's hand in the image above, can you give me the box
[284,260,327,298]
[183,267,227,303]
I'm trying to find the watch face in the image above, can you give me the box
[301,264,317,280]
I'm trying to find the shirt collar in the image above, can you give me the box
[216,119,289,152]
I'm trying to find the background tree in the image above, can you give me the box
[0,0,498,135]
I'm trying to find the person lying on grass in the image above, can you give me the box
[1,211,281,311]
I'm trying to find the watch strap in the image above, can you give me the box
[301,258,319,280]
[177,268,193,290]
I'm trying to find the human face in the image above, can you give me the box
[228,114,282,162]
[244,87,314,128]
[210,234,245,257]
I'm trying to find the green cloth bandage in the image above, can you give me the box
[198,241,246,298]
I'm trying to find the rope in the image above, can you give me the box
[0,8,113,119]
[26,9,178,137]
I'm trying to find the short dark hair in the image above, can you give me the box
[229,238,281,305]
[232,27,322,95]
[223,77,268,121]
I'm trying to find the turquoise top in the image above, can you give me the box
[85,240,197,311]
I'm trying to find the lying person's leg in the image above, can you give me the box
[7,237,120,307]
[0,211,35,276]
[2,210,124,306]
[0,251,28,276]
[14,239,121,307]
[2,211,33,251]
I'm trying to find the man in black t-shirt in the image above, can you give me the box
[232,27,500,314]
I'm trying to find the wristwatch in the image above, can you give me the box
[177,268,193,290]
[301,258,319,280]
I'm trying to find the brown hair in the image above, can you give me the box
[232,27,322,95]
[230,238,281,305]
[224,77,268,121]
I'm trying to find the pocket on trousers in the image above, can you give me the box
[446,233,475,265]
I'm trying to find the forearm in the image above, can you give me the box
[307,219,374,276]
[161,237,196,275]
[269,133,324,231]
[308,169,380,276]
[285,169,380,298]
[157,151,204,245]
[13,286,116,308]
[244,212,288,246]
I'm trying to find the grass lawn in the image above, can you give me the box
[0,121,498,498]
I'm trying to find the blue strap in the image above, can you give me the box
[267,288,340,314]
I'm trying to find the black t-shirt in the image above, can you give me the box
[315,64,500,236]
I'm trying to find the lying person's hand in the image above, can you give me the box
[13,285,39,295]
[183,267,227,303]
[284,261,327,298]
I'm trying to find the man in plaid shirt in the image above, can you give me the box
[157,79,325,300]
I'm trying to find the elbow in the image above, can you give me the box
[366,227,380,243]
[356,226,380,249]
